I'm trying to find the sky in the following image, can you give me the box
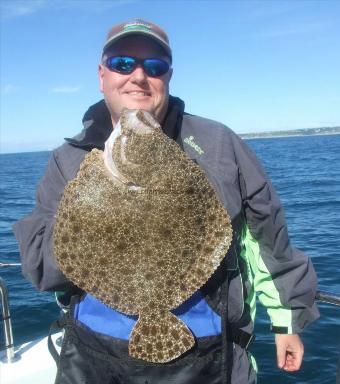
[1,0,340,153]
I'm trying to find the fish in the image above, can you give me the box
[53,109,232,363]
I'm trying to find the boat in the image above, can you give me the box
[0,271,61,384]
[1,266,340,384]
[0,333,61,384]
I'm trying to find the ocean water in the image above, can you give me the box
[0,135,339,383]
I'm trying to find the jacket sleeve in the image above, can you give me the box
[13,149,72,291]
[230,131,320,334]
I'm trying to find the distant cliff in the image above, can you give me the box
[239,126,340,139]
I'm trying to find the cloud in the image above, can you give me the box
[1,0,47,19]
[1,0,137,19]
[241,1,305,22]
[257,21,332,38]
[51,85,80,94]
[57,0,137,12]
[1,84,19,94]
[236,2,337,39]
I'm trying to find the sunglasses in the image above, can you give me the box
[105,56,170,77]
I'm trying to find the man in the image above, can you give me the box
[13,19,319,384]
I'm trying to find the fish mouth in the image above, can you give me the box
[103,109,160,189]
[103,116,143,190]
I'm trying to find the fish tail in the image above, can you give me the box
[129,310,195,363]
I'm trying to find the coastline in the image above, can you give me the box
[239,126,340,140]
[240,132,340,140]
[1,128,340,154]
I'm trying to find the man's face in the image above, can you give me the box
[99,35,173,126]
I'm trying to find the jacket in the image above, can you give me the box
[13,96,319,383]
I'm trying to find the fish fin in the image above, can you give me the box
[129,310,195,363]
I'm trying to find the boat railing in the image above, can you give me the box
[0,276,15,363]
[315,291,340,306]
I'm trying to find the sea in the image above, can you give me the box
[0,134,339,383]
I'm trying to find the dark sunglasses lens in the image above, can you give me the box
[107,56,136,73]
[143,59,169,77]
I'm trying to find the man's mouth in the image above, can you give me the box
[126,91,151,97]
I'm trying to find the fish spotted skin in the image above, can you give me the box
[53,109,232,363]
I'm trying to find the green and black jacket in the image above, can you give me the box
[13,96,319,384]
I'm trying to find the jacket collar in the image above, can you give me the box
[65,95,185,150]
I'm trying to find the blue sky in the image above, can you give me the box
[1,0,339,153]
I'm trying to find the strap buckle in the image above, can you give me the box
[244,333,255,350]
[232,328,255,350]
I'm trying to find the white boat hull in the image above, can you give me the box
[0,332,61,384]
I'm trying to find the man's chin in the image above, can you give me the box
[122,102,155,115]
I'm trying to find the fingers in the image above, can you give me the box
[275,335,288,369]
[283,348,303,371]
[275,334,304,372]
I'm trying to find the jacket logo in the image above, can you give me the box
[183,136,204,155]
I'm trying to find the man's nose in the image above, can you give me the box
[130,65,148,82]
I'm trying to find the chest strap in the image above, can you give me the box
[231,328,255,350]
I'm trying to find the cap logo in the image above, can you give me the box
[123,20,152,33]
[103,19,171,61]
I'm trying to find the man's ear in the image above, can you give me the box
[98,64,105,93]
[168,67,173,82]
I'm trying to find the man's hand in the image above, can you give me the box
[275,334,304,372]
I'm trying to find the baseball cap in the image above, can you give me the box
[103,19,172,62]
